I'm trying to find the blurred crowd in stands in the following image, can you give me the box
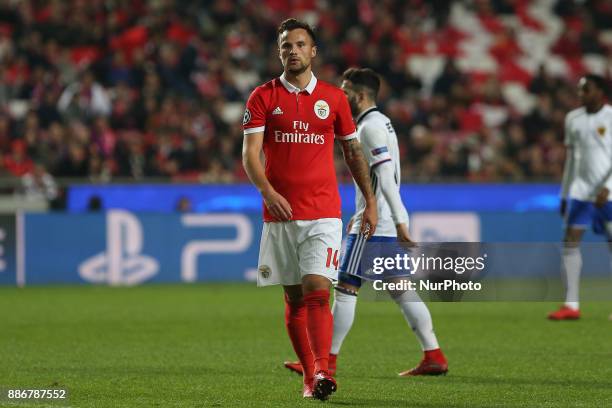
[0,0,611,196]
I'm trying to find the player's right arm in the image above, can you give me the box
[242,131,292,221]
[242,88,292,221]
[560,114,575,216]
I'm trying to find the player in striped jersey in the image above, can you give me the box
[285,68,448,377]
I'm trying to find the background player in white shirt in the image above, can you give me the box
[285,68,448,376]
[550,74,612,320]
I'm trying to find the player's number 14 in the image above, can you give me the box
[325,248,339,270]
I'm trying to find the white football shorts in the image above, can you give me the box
[257,218,342,287]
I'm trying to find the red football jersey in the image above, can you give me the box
[244,74,356,222]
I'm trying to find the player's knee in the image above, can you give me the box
[388,287,418,302]
[336,281,359,296]
[604,222,612,241]
[301,274,331,294]
[283,284,304,303]
[563,228,584,245]
[385,278,414,300]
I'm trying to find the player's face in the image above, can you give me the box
[278,29,316,75]
[341,80,360,116]
[578,78,601,106]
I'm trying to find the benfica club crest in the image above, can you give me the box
[597,126,606,137]
[258,265,271,279]
[314,100,330,119]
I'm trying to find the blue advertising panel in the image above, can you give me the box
[0,215,17,285]
[24,211,262,285]
[7,209,608,286]
[68,183,561,213]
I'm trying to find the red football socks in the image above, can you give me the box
[303,289,333,373]
[329,353,337,373]
[284,295,314,384]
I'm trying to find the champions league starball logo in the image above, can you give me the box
[243,108,251,125]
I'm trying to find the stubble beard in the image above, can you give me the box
[286,61,309,76]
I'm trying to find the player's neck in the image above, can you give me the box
[585,102,604,114]
[356,103,377,120]
[284,70,312,91]
[358,103,376,115]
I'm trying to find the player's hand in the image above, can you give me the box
[396,223,415,246]
[346,217,354,233]
[595,188,609,208]
[262,188,292,221]
[560,198,567,216]
[360,199,377,239]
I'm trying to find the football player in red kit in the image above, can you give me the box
[242,18,377,401]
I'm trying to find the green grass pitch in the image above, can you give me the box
[1,284,611,407]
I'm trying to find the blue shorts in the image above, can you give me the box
[338,234,409,288]
[566,199,612,234]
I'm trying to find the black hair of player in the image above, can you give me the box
[277,18,316,45]
[583,74,609,97]
[342,67,381,100]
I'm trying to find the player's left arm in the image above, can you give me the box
[373,161,411,242]
[335,91,377,237]
[594,183,609,208]
[361,122,411,242]
[340,138,377,237]
[594,118,612,208]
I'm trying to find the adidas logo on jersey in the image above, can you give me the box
[272,107,283,115]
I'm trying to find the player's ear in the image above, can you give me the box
[358,90,366,103]
[311,45,317,58]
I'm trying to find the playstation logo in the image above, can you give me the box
[79,210,159,286]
